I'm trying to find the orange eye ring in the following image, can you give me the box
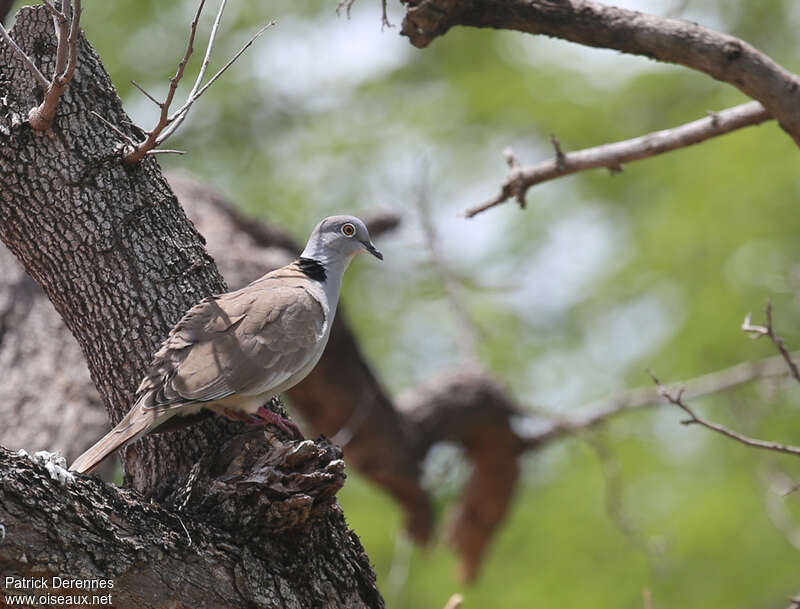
[341,223,356,237]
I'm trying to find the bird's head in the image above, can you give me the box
[302,215,383,265]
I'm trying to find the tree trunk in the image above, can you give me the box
[0,6,383,607]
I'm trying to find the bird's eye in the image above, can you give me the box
[341,223,356,237]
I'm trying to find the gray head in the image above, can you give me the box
[300,215,383,267]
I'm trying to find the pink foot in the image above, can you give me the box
[253,405,304,439]
[223,406,303,439]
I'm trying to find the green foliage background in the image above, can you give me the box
[17,0,800,605]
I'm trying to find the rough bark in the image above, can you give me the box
[0,248,111,476]
[399,0,800,146]
[0,6,232,500]
[0,443,381,609]
[0,7,383,607]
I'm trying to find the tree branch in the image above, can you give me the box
[0,8,383,605]
[0,0,83,130]
[742,301,800,384]
[106,1,274,165]
[399,0,800,146]
[0,441,381,609]
[521,350,799,446]
[649,370,800,457]
[465,101,771,217]
[0,22,49,89]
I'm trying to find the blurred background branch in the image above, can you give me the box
[465,101,772,217]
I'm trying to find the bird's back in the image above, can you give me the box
[136,261,329,415]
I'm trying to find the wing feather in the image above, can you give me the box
[136,277,325,412]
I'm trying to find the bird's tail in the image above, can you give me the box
[69,401,159,475]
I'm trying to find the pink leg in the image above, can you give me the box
[254,405,304,439]
[223,408,255,423]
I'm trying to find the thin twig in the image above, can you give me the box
[465,101,771,218]
[156,0,226,143]
[24,0,83,130]
[90,110,136,146]
[117,0,274,165]
[157,19,275,144]
[336,0,356,18]
[130,80,162,107]
[146,149,186,156]
[0,20,49,88]
[400,0,800,146]
[549,133,566,170]
[41,1,68,76]
[381,0,393,29]
[648,370,800,457]
[742,301,800,383]
[521,351,800,447]
[121,0,206,165]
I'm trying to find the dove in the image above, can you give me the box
[70,215,382,474]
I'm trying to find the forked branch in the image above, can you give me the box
[99,0,273,165]
[465,101,771,217]
[649,370,800,458]
[0,0,82,130]
[400,0,800,144]
[742,301,800,383]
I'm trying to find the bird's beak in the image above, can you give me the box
[362,241,383,260]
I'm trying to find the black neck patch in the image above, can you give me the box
[297,257,327,282]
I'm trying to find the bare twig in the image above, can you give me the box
[522,351,800,447]
[400,0,800,146]
[336,0,356,18]
[130,79,161,107]
[335,0,392,29]
[31,0,82,130]
[381,0,393,29]
[117,0,205,164]
[466,101,770,217]
[0,24,49,88]
[742,302,800,383]
[103,0,274,165]
[147,149,186,156]
[549,133,566,170]
[0,0,82,130]
[154,0,227,144]
[90,110,136,146]
[648,370,800,457]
